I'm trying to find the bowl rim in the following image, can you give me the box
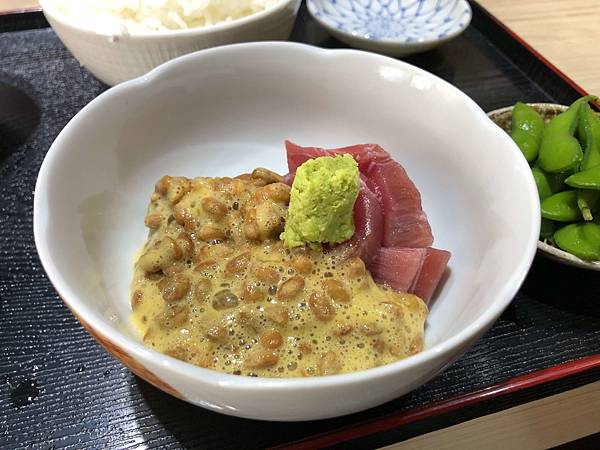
[34,41,539,390]
[538,240,600,270]
[306,0,472,46]
[39,0,300,38]
[487,102,600,271]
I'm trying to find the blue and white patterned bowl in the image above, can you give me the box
[307,0,472,56]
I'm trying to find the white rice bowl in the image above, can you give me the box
[52,0,285,33]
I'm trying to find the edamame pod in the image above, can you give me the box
[511,102,544,163]
[565,104,600,192]
[532,165,566,200]
[538,96,595,173]
[571,104,600,219]
[578,103,600,170]
[554,222,600,260]
[577,112,588,148]
[540,190,582,222]
[566,165,600,190]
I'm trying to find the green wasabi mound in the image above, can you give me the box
[281,154,360,248]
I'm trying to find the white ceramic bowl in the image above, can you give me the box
[34,42,539,421]
[488,103,600,271]
[307,0,472,56]
[39,0,301,86]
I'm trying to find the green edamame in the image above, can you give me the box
[499,95,600,260]
[553,222,600,260]
[566,165,600,190]
[540,190,582,222]
[565,102,600,219]
[577,111,588,148]
[538,96,594,173]
[578,103,600,170]
[511,102,544,163]
[532,165,566,200]
[565,104,600,191]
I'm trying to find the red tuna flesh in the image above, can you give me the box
[371,247,450,305]
[284,141,447,303]
[365,160,433,247]
[285,140,389,174]
[371,247,426,293]
[285,141,433,248]
[410,247,451,304]
[338,180,383,267]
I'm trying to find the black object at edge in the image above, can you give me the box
[0,11,47,33]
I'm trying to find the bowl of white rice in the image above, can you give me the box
[39,0,301,85]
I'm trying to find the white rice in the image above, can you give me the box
[52,0,284,33]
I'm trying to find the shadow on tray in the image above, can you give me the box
[133,378,351,449]
[0,76,40,162]
[521,254,600,320]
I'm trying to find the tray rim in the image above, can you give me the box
[276,355,600,449]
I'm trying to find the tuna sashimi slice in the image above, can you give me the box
[285,141,433,248]
[411,248,451,304]
[371,247,427,293]
[285,140,390,174]
[371,247,450,304]
[365,160,433,248]
[284,141,449,302]
[285,142,328,175]
[338,180,384,267]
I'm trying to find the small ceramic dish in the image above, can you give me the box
[488,102,600,271]
[307,0,471,56]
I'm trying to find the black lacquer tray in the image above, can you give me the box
[1,2,599,449]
